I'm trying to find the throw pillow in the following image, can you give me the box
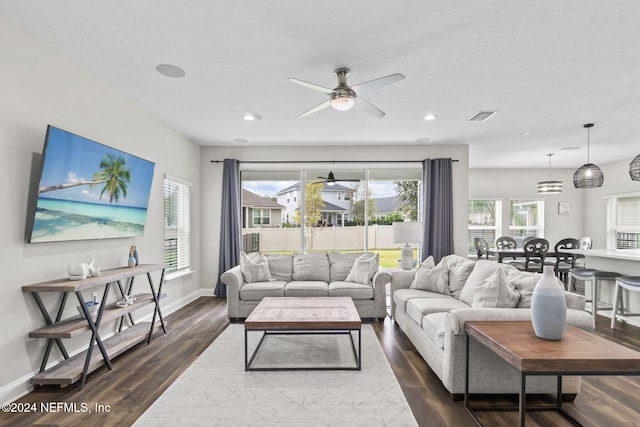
[410,257,450,295]
[328,252,365,282]
[409,256,436,288]
[443,254,476,298]
[459,260,517,305]
[240,252,272,283]
[472,268,520,308]
[345,253,380,285]
[506,269,541,308]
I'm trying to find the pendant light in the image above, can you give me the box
[629,154,640,181]
[573,123,604,188]
[537,153,563,194]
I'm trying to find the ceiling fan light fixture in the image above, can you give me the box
[330,93,355,111]
[573,123,604,189]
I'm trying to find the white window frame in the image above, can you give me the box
[606,192,640,249]
[337,192,343,201]
[252,208,271,226]
[508,199,544,238]
[468,199,502,255]
[164,174,191,276]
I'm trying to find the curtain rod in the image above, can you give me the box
[210,159,459,164]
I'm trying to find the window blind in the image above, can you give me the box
[164,177,191,273]
[616,196,640,227]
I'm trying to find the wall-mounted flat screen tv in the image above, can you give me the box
[28,125,155,243]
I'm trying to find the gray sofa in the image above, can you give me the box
[391,255,595,397]
[221,252,390,320]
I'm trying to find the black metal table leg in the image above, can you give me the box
[146,270,167,345]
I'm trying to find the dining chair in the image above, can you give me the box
[573,236,592,268]
[495,236,517,250]
[511,238,551,273]
[473,237,490,260]
[554,238,580,284]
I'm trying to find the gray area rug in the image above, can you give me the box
[134,324,417,426]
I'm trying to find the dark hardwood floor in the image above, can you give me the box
[2,297,639,427]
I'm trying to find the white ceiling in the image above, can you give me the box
[1,1,640,168]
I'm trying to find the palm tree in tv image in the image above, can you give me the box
[38,153,131,204]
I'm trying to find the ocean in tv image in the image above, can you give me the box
[29,126,155,243]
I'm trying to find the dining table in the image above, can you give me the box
[487,248,560,263]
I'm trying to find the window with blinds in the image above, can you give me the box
[164,176,191,273]
[611,195,640,249]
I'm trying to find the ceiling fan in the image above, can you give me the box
[289,68,405,119]
[316,171,360,186]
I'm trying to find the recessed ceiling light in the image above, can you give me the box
[469,111,497,122]
[522,131,532,136]
[416,137,431,144]
[424,114,438,121]
[233,138,248,143]
[560,147,580,150]
[155,64,186,78]
[243,114,256,121]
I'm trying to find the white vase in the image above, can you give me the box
[531,265,567,340]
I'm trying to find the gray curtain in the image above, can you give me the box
[421,158,453,263]
[215,159,241,297]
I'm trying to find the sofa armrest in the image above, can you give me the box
[445,307,595,336]
[565,291,585,311]
[390,269,416,318]
[373,267,391,288]
[220,265,243,318]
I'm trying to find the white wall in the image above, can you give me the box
[201,145,470,291]
[469,168,586,246]
[582,157,640,248]
[0,18,201,402]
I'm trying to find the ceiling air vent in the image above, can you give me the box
[469,111,497,122]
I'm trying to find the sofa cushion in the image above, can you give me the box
[265,254,293,282]
[329,281,374,300]
[410,257,450,294]
[422,312,448,350]
[239,281,286,301]
[410,256,435,288]
[393,289,444,313]
[284,281,329,297]
[472,268,520,308]
[460,260,517,305]
[240,252,272,283]
[292,253,330,282]
[406,297,468,326]
[345,253,379,285]
[506,269,541,308]
[444,254,476,298]
[328,252,365,282]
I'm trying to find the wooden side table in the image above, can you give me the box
[464,321,640,426]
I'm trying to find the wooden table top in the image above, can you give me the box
[244,297,361,330]
[465,321,640,374]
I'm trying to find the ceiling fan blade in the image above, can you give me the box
[296,100,331,118]
[351,73,405,91]
[288,78,334,94]
[355,96,385,118]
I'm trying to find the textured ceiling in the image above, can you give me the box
[1,1,640,168]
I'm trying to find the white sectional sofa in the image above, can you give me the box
[391,254,595,397]
[221,251,390,320]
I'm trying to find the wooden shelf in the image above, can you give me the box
[30,321,164,385]
[22,264,165,293]
[28,293,166,339]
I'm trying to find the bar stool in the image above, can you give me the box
[610,276,640,329]
[568,268,621,319]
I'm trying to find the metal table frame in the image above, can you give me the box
[244,327,361,371]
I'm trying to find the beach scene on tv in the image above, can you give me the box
[29,126,155,243]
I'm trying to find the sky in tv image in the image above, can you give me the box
[29,126,156,243]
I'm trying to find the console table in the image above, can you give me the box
[464,321,640,426]
[22,264,166,389]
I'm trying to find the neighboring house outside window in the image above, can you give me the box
[276,182,354,227]
[242,188,284,228]
[164,175,191,274]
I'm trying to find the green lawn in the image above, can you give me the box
[262,248,418,269]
